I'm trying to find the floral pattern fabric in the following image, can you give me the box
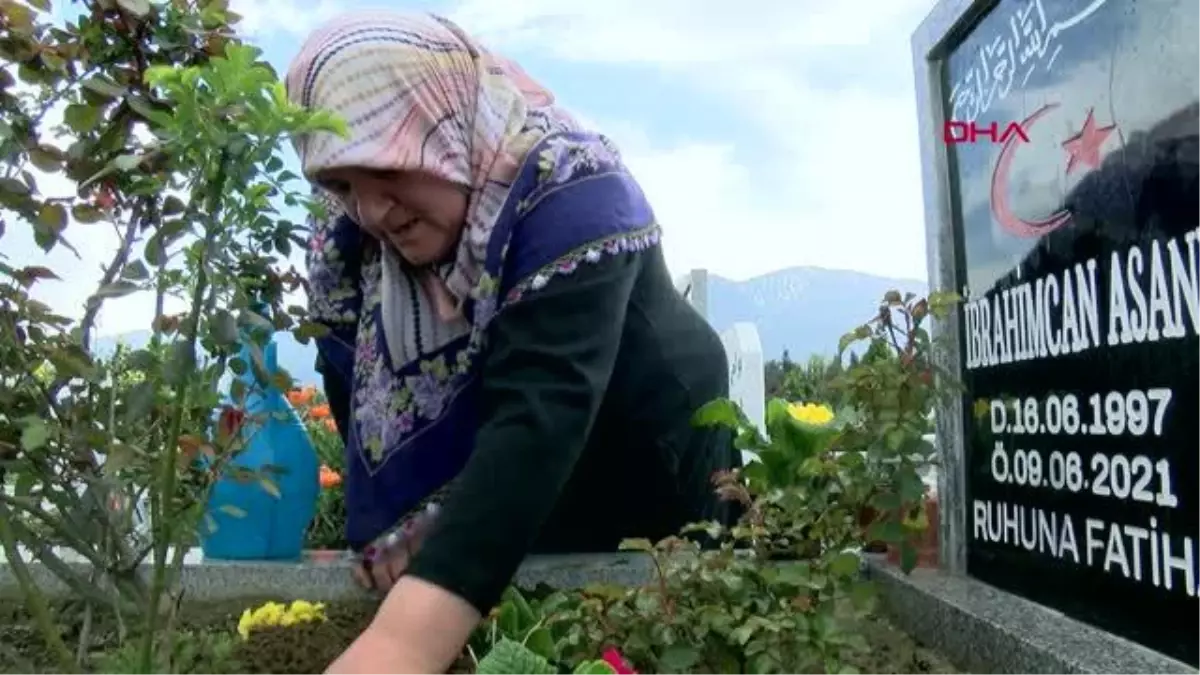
[307,130,662,546]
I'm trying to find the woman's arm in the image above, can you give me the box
[332,250,643,673]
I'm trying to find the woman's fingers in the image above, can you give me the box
[354,511,439,593]
[371,555,393,591]
[370,548,409,592]
[352,562,374,590]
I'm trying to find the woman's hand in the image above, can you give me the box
[352,546,410,593]
[353,506,439,592]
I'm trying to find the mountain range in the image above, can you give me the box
[93,266,929,386]
[705,266,929,361]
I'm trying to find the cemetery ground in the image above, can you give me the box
[0,586,960,674]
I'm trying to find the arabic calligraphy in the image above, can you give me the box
[948,0,1111,123]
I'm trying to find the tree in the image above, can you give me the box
[0,1,344,670]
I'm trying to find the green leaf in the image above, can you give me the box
[14,471,36,498]
[895,466,927,503]
[82,75,127,99]
[837,330,857,354]
[506,587,537,627]
[521,627,555,662]
[659,645,701,672]
[63,103,102,133]
[121,260,150,281]
[764,397,790,427]
[829,551,862,578]
[126,95,173,127]
[292,320,330,344]
[475,638,556,675]
[0,177,30,196]
[38,202,67,232]
[10,265,59,287]
[111,154,142,171]
[730,621,758,646]
[72,203,104,223]
[572,660,617,674]
[94,280,140,299]
[867,520,905,544]
[162,195,187,215]
[19,418,50,452]
[259,477,281,498]
[617,538,654,553]
[773,561,811,586]
[210,310,239,346]
[219,505,247,519]
[29,147,62,172]
[691,397,743,429]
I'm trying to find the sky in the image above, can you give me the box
[9,0,938,337]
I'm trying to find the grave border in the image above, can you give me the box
[911,0,977,577]
[865,556,1196,674]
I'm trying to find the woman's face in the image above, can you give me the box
[317,168,468,266]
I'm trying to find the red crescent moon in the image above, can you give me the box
[989,102,1073,238]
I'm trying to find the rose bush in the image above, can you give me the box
[0,1,345,671]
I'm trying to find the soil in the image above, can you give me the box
[0,593,959,674]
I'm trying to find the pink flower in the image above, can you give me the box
[601,647,637,674]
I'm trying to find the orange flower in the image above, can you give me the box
[308,403,331,420]
[323,417,337,432]
[287,386,317,407]
[319,464,342,489]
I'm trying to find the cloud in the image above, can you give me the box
[227,0,343,39]
[447,0,935,282]
[449,0,931,64]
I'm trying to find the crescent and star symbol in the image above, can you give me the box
[989,104,1119,238]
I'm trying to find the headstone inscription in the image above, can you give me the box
[940,0,1198,664]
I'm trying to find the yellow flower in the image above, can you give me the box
[236,599,327,640]
[787,402,835,426]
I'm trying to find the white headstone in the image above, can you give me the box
[672,269,709,321]
[674,268,766,464]
[720,323,766,464]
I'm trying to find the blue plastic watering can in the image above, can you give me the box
[200,331,320,561]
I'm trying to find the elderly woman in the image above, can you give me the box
[288,10,742,673]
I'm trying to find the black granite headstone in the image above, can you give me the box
[940,0,1198,665]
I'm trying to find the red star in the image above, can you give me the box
[1061,108,1116,175]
